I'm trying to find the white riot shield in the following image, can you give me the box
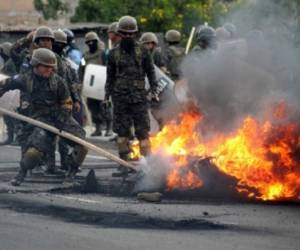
[0,91,20,111]
[0,74,20,111]
[82,64,177,102]
[82,64,106,101]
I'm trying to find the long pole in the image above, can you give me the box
[185,26,196,55]
[0,107,136,171]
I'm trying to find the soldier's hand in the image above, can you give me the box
[147,92,160,103]
[26,30,36,42]
[73,101,81,112]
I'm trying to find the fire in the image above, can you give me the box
[131,101,300,201]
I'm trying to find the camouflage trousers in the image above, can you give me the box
[112,99,150,140]
[21,116,87,171]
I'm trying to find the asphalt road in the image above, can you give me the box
[0,139,299,250]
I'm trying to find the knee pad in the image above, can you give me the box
[22,147,43,170]
[71,145,88,166]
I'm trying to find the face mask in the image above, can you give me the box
[53,43,65,55]
[120,38,135,54]
[87,41,98,53]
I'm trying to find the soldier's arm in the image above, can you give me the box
[154,49,168,73]
[10,36,32,67]
[143,49,158,93]
[0,75,26,97]
[65,63,81,103]
[57,77,73,112]
[105,50,116,99]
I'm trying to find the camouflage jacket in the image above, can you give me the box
[164,44,185,81]
[0,69,72,122]
[105,41,157,102]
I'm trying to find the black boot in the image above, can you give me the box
[11,168,27,186]
[104,121,113,136]
[91,124,102,136]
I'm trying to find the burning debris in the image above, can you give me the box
[134,102,300,202]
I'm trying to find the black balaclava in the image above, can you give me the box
[120,38,135,54]
[87,40,98,53]
[53,42,66,55]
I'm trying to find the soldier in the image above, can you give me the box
[0,48,87,186]
[164,29,185,81]
[51,29,84,173]
[105,15,159,176]
[192,26,217,53]
[140,32,167,73]
[80,31,108,136]
[63,28,82,66]
[0,42,18,145]
[11,26,82,174]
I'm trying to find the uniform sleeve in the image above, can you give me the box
[10,37,31,68]
[153,49,166,68]
[0,75,26,94]
[143,49,158,93]
[57,77,72,108]
[66,63,81,103]
[105,50,116,98]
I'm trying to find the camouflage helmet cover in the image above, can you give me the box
[54,30,67,44]
[165,29,181,42]
[118,16,138,33]
[140,32,159,45]
[108,22,119,33]
[30,48,57,68]
[85,31,100,43]
[33,26,55,43]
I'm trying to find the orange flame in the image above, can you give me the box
[131,101,300,201]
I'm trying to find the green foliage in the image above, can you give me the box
[34,0,68,20]
[72,0,236,34]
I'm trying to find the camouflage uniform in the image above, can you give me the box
[0,56,87,185]
[105,40,158,159]
[164,30,185,81]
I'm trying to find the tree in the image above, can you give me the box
[34,0,68,20]
[71,0,237,36]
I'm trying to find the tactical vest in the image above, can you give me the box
[113,44,145,89]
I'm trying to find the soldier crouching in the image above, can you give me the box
[0,48,87,186]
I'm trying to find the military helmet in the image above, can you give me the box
[108,22,119,33]
[63,28,75,44]
[30,48,57,68]
[33,26,55,43]
[0,42,12,57]
[85,32,100,43]
[140,32,159,45]
[165,30,181,43]
[54,30,67,44]
[196,26,216,42]
[118,16,138,33]
[223,23,237,37]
